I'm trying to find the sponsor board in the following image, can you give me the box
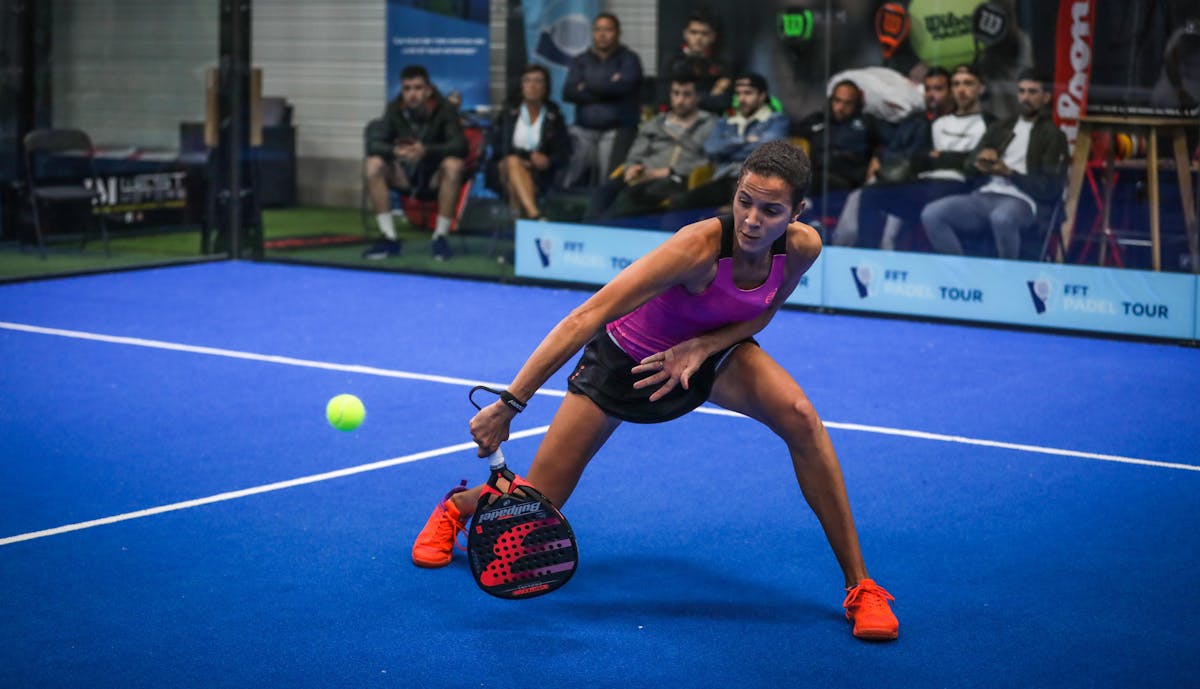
[514,224,1197,341]
[515,221,671,285]
[823,247,1196,340]
[1052,0,1093,151]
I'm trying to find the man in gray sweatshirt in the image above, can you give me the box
[586,72,715,221]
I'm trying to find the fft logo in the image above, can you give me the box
[1025,277,1052,314]
[850,264,874,298]
[534,237,553,268]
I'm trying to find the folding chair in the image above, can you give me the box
[23,128,111,259]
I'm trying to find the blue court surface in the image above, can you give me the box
[1,261,1197,689]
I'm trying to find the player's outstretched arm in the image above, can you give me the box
[469,219,722,452]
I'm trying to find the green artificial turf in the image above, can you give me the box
[260,206,516,279]
[0,206,516,283]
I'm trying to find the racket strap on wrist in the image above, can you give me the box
[469,385,527,413]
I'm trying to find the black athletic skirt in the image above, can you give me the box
[565,331,754,424]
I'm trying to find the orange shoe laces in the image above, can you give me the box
[843,579,895,612]
[441,481,469,552]
[436,502,468,553]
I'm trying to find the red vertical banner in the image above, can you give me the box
[1053,0,1094,152]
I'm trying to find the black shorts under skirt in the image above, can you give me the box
[565,331,755,424]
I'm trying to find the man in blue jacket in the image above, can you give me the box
[561,12,644,189]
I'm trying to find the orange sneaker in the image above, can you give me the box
[843,578,899,641]
[411,481,468,568]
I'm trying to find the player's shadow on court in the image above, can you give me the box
[561,555,834,624]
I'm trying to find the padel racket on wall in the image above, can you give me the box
[467,448,578,599]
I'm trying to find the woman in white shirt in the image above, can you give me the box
[486,64,572,220]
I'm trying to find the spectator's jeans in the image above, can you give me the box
[563,125,636,189]
[921,191,1034,259]
[857,178,967,250]
[833,187,903,249]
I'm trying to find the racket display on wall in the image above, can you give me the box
[466,386,578,599]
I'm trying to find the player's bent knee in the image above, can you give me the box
[786,397,823,436]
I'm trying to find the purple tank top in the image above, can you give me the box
[607,215,788,362]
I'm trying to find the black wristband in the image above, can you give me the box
[469,384,527,413]
[499,389,527,413]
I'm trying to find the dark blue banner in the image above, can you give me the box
[387,1,490,110]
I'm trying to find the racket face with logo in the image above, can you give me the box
[467,466,578,599]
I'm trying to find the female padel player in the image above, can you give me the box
[411,140,899,641]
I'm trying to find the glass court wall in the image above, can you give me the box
[3,1,1196,293]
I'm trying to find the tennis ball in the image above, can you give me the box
[906,0,979,69]
[326,394,365,431]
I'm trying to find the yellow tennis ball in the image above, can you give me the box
[326,394,365,431]
[906,0,979,69]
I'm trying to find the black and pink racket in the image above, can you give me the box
[466,447,578,599]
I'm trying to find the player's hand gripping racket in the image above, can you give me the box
[467,387,578,599]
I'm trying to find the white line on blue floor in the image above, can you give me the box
[1,320,1196,547]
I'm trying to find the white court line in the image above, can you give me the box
[0,317,1194,494]
[697,408,1199,473]
[0,321,518,391]
[2,320,1194,473]
[1,320,1196,547]
[0,425,551,547]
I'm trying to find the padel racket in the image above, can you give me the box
[467,387,578,599]
[467,449,579,599]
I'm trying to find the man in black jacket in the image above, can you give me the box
[793,79,882,193]
[657,10,732,115]
[364,64,467,260]
[560,12,644,189]
[920,70,1068,259]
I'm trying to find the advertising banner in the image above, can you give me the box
[515,220,670,285]
[822,246,1002,321]
[1053,0,1094,151]
[386,1,489,108]
[513,223,1197,341]
[822,246,1197,340]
